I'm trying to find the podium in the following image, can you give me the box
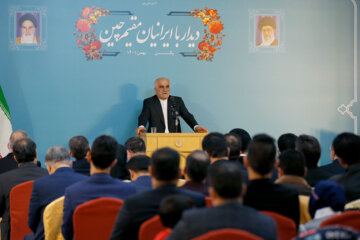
[141,133,208,169]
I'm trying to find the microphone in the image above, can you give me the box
[169,96,180,132]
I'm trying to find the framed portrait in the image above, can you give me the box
[9,6,47,51]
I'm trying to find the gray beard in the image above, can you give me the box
[21,34,36,44]
[260,34,275,46]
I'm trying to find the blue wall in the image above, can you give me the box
[0,0,359,165]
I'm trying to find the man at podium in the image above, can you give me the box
[136,77,208,136]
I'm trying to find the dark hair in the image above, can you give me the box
[332,132,360,165]
[185,150,210,182]
[296,135,321,168]
[91,135,118,169]
[229,128,251,152]
[19,13,38,28]
[277,133,298,152]
[151,148,179,181]
[159,194,194,228]
[278,150,306,177]
[247,134,276,175]
[69,136,89,160]
[258,16,276,30]
[127,155,150,172]
[13,138,36,163]
[202,132,228,158]
[208,160,243,199]
[224,133,242,160]
[125,137,146,153]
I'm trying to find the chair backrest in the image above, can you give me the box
[345,199,360,210]
[261,211,297,240]
[138,215,167,240]
[9,180,34,240]
[299,195,312,224]
[319,210,360,231]
[192,228,263,240]
[73,197,123,240]
[43,196,65,240]
[205,197,213,207]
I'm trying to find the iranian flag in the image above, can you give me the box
[0,85,12,158]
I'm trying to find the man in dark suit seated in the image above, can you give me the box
[128,155,152,192]
[296,135,332,187]
[168,160,277,240]
[181,150,210,196]
[69,136,90,176]
[243,134,300,227]
[61,135,136,240]
[319,144,345,175]
[0,138,48,240]
[26,146,87,240]
[136,77,207,136]
[0,130,28,174]
[110,147,206,240]
[202,132,229,164]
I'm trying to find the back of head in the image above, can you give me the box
[151,147,179,181]
[202,132,228,158]
[159,194,194,228]
[69,136,89,160]
[296,135,321,168]
[45,146,72,165]
[278,150,306,177]
[127,155,150,172]
[208,160,243,199]
[125,137,146,153]
[224,133,242,160]
[309,180,346,218]
[185,150,210,182]
[229,128,251,152]
[91,135,118,169]
[247,134,276,176]
[277,133,298,152]
[332,132,360,166]
[12,138,36,164]
[9,130,28,150]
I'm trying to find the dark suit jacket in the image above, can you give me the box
[168,201,277,240]
[138,95,198,133]
[331,162,360,203]
[130,175,152,193]
[0,162,48,240]
[0,153,18,175]
[110,184,206,240]
[181,181,209,196]
[244,178,300,227]
[305,167,332,187]
[62,173,136,240]
[72,159,90,176]
[319,159,345,175]
[27,167,87,240]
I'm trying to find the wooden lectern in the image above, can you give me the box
[141,133,208,169]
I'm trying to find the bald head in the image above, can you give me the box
[154,77,170,100]
[9,130,28,150]
[185,150,210,182]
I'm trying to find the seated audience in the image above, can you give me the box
[202,132,228,163]
[69,136,90,176]
[299,180,346,233]
[0,130,28,174]
[156,194,194,240]
[296,135,332,186]
[62,135,136,240]
[128,155,152,192]
[110,144,129,180]
[330,132,360,202]
[277,133,298,153]
[0,138,48,240]
[229,128,251,162]
[110,147,205,240]
[276,149,312,196]
[181,150,210,196]
[168,160,277,240]
[26,146,87,240]
[243,134,300,227]
[125,136,146,159]
[319,144,345,175]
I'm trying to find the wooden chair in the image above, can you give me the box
[43,196,65,240]
[73,197,123,240]
[261,211,297,240]
[192,228,263,240]
[9,180,34,240]
[138,215,166,240]
[319,210,360,231]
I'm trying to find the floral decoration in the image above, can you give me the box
[191,8,225,61]
[74,7,110,60]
